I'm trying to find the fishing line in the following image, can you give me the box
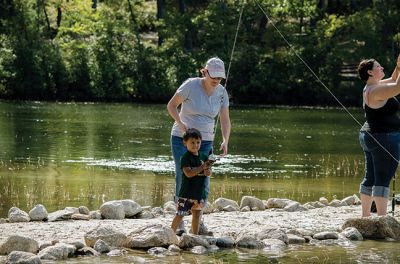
[253,0,400,165]
[213,0,245,137]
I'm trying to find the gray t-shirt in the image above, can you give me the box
[171,78,229,141]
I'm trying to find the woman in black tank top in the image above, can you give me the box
[357,55,400,217]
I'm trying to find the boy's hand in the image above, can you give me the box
[204,167,212,177]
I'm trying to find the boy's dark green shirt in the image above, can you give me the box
[179,151,208,201]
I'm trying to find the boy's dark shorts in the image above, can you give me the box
[176,197,204,216]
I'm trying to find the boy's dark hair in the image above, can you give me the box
[183,128,202,141]
[358,59,375,81]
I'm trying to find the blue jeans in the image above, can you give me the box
[171,135,213,201]
[359,131,400,198]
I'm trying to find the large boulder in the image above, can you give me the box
[0,235,39,255]
[8,207,30,223]
[124,224,178,249]
[240,196,265,210]
[213,198,239,212]
[47,210,74,222]
[266,198,306,212]
[29,204,48,221]
[178,234,209,249]
[7,251,41,264]
[84,227,127,248]
[120,200,142,217]
[37,243,75,260]
[342,215,400,240]
[99,201,125,220]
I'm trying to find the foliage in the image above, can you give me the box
[0,0,400,106]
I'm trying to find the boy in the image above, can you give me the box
[171,128,212,235]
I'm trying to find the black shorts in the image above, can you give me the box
[176,197,204,216]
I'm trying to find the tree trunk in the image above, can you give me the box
[156,0,165,46]
[178,0,192,51]
[92,0,97,11]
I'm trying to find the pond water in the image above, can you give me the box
[0,101,398,263]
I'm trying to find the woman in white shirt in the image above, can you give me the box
[167,57,231,234]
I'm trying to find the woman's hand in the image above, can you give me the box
[397,54,400,69]
[219,141,228,156]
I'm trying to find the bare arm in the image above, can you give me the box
[182,163,209,177]
[380,54,400,84]
[167,93,186,133]
[219,106,231,156]
[368,74,400,101]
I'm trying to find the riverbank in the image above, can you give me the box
[1,195,400,263]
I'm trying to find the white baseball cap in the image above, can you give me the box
[205,57,226,79]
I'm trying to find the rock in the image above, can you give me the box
[304,201,326,209]
[240,196,265,210]
[203,201,214,214]
[285,202,307,212]
[262,238,287,253]
[7,251,41,264]
[78,206,90,215]
[319,197,329,205]
[313,231,339,240]
[216,237,235,248]
[329,199,347,207]
[94,239,110,254]
[106,249,128,257]
[341,196,357,206]
[47,210,74,222]
[266,198,305,212]
[235,235,264,249]
[151,207,164,217]
[147,247,168,256]
[8,207,30,223]
[286,228,313,237]
[340,227,363,241]
[39,242,52,251]
[178,234,209,249]
[241,206,250,212]
[121,199,142,217]
[136,211,154,219]
[0,218,7,224]
[66,241,85,250]
[71,214,89,220]
[29,204,48,221]
[163,201,176,214]
[99,201,125,220]
[257,227,288,244]
[342,215,400,240]
[213,198,239,212]
[0,235,39,255]
[125,224,178,249]
[84,227,127,248]
[191,245,207,254]
[37,243,75,260]
[287,234,306,244]
[89,211,102,220]
[222,205,238,212]
[76,247,100,256]
[168,244,181,253]
[65,207,79,214]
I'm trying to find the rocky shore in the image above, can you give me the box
[1,195,400,263]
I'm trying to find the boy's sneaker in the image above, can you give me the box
[198,222,213,236]
[176,228,186,236]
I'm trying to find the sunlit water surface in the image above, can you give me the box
[1,101,399,263]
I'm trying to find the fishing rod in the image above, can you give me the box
[253,0,400,215]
